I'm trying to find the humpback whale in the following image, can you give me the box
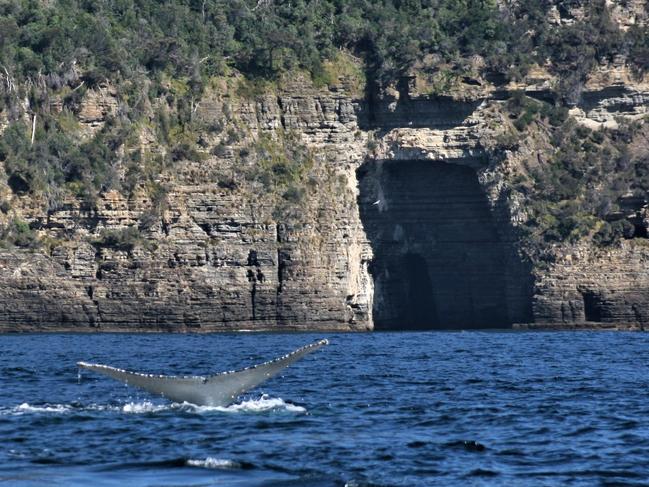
[78,339,328,407]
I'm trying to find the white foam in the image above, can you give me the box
[186,457,240,469]
[12,403,72,414]
[0,401,162,416]
[217,395,306,414]
[161,395,305,414]
[0,395,305,416]
[121,401,169,414]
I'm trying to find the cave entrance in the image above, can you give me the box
[392,252,438,329]
[582,292,602,322]
[357,160,533,330]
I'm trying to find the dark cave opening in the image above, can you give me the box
[632,221,648,239]
[390,252,438,329]
[357,160,533,330]
[582,292,602,322]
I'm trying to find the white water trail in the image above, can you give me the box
[1,395,306,416]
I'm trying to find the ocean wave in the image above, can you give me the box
[0,395,305,416]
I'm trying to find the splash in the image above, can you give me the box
[186,457,241,469]
[0,395,305,416]
[216,395,306,414]
[167,395,306,414]
[121,401,169,414]
[12,403,72,414]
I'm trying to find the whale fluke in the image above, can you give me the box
[78,339,329,407]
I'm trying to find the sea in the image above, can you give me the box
[1,331,649,486]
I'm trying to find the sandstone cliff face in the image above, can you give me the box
[1,7,648,331]
[0,74,376,331]
[530,241,649,327]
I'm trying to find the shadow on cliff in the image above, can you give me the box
[356,77,481,131]
[356,159,534,330]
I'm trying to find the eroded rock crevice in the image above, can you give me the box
[358,160,533,330]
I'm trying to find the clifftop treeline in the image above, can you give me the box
[1,0,647,95]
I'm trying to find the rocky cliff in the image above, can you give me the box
[0,1,648,331]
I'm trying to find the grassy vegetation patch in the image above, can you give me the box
[507,113,649,247]
[0,217,39,249]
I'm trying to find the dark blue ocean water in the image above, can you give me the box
[2,332,649,486]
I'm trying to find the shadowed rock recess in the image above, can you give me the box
[358,160,533,329]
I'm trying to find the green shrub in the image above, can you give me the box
[138,211,159,232]
[516,117,649,247]
[282,186,305,203]
[0,218,39,249]
[248,132,314,190]
[0,0,644,98]
[92,227,142,252]
[171,142,202,162]
[506,93,569,131]
[0,113,124,203]
[594,220,636,246]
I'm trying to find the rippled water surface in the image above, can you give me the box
[2,331,649,486]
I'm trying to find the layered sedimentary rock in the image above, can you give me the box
[1,48,649,331]
[531,242,649,327]
[0,76,374,331]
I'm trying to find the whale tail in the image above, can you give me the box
[78,339,329,407]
